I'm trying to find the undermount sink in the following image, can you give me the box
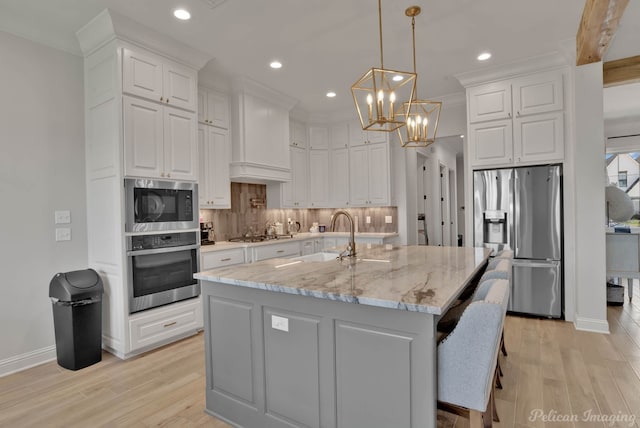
[292,252,341,262]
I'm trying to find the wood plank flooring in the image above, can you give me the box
[2,283,640,427]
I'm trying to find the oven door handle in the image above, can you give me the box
[127,244,200,256]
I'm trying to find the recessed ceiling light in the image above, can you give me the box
[392,75,404,82]
[173,9,191,20]
[477,52,491,61]
[326,91,336,98]
[270,61,282,69]
[460,134,465,138]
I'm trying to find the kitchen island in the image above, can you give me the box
[195,245,491,428]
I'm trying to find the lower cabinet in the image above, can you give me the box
[252,241,302,262]
[129,297,202,352]
[201,247,246,270]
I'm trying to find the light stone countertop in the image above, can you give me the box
[195,245,491,315]
[200,232,399,253]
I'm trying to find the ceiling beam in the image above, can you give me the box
[576,0,629,66]
[603,55,640,87]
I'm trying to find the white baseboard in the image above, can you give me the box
[0,345,57,377]
[574,316,610,334]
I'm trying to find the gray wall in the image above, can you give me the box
[0,30,87,372]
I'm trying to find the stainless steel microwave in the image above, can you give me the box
[125,178,198,233]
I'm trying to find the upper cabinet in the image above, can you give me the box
[309,126,329,150]
[198,124,231,208]
[198,87,229,129]
[467,70,565,168]
[123,48,197,112]
[290,120,308,148]
[124,95,198,181]
[348,120,387,146]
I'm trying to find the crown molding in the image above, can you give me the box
[455,51,570,88]
[76,9,211,70]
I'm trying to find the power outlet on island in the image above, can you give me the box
[271,315,289,332]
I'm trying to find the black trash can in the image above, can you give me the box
[49,268,103,370]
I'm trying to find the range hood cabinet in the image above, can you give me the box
[230,78,297,183]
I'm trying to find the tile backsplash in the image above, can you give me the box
[199,183,397,241]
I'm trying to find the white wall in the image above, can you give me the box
[0,31,87,374]
[572,61,608,333]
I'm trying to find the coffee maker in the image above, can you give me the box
[200,222,215,245]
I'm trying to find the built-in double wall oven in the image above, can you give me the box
[125,179,200,314]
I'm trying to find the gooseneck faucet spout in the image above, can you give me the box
[329,210,356,258]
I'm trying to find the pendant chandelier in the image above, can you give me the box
[398,6,442,148]
[351,0,416,133]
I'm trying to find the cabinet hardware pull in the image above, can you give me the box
[277,250,285,253]
[220,257,231,261]
[164,321,177,328]
[160,97,164,101]
[166,99,169,103]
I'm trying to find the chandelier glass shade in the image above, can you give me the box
[351,0,416,133]
[397,6,442,148]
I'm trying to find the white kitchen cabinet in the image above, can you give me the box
[201,248,245,270]
[466,70,565,168]
[198,87,229,129]
[309,126,329,150]
[198,124,231,208]
[129,297,202,352]
[124,95,198,180]
[123,48,197,112]
[468,119,514,167]
[301,239,315,255]
[252,241,301,262]
[280,146,308,207]
[348,120,387,146]
[349,142,390,206]
[308,150,329,208]
[330,148,350,207]
[290,120,308,148]
[330,123,349,149]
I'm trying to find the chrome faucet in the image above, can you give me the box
[330,210,356,258]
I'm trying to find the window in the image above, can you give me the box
[619,171,628,188]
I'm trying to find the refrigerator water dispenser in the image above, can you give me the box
[483,211,507,244]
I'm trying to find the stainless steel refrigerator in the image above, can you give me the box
[473,165,563,318]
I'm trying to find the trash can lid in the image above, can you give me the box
[49,268,103,302]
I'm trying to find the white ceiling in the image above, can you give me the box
[0,0,639,118]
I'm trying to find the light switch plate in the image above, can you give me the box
[271,315,289,332]
[54,210,71,224]
[385,216,393,224]
[55,228,71,241]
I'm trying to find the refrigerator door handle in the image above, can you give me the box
[512,173,519,254]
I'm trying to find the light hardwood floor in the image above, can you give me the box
[2,285,640,428]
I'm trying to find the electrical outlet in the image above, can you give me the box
[55,228,71,241]
[385,216,393,224]
[271,315,289,332]
[366,216,371,224]
[54,210,71,224]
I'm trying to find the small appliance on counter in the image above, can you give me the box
[200,222,215,245]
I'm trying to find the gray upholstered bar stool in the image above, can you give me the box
[438,279,510,427]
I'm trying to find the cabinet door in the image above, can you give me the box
[514,111,564,164]
[348,120,367,146]
[468,81,512,123]
[366,130,387,144]
[301,240,315,255]
[308,150,329,208]
[163,108,198,181]
[330,123,349,149]
[291,146,308,207]
[209,127,231,208]
[290,120,307,148]
[122,49,164,103]
[162,60,197,112]
[208,91,229,129]
[368,143,390,205]
[330,148,350,207]
[197,88,208,124]
[468,119,513,168]
[309,126,329,150]
[349,145,369,205]
[512,71,563,117]
[198,125,211,206]
[124,96,164,178]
